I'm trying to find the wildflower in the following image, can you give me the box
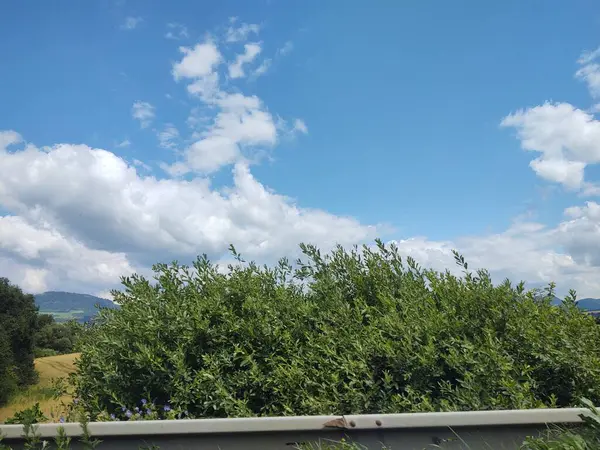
[146,409,152,415]
[141,398,147,405]
[134,407,140,412]
[59,416,65,423]
[125,410,132,418]
[73,398,79,405]
[121,406,126,412]
[163,405,171,412]
[110,414,116,420]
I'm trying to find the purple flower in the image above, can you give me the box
[163,405,171,412]
[59,416,65,423]
[110,414,116,420]
[146,409,152,415]
[121,406,126,412]
[125,410,132,418]
[134,407,140,412]
[141,399,147,405]
[73,398,79,405]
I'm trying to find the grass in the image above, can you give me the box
[0,353,79,423]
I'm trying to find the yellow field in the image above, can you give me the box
[0,353,79,423]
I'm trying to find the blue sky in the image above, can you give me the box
[1,1,600,297]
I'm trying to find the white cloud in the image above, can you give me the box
[116,139,131,148]
[2,128,600,297]
[501,102,600,190]
[169,39,279,174]
[0,133,375,284]
[165,23,189,40]
[173,42,222,79]
[121,17,143,30]
[168,93,277,174]
[157,124,179,149]
[0,214,136,293]
[229,43,262,79]
[131,101,155,128]
[172,42,222,101]
[225,22,260,43]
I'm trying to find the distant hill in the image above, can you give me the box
[548,296,600,314]
[576,298,600,312]
[35,291,119,323]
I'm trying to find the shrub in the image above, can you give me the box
[73,242,600,420]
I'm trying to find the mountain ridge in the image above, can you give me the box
[35,291,119,323]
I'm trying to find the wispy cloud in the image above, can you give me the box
[131,101,155,128]
[116,139,131,148]
[277,41,293,56]
[226,22,260,43]
[157,124,180,149]
[121,16,143,30]
[165,23,189,40]
[293,119,308,134]
[252,59,271,78]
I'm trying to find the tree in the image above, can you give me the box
[34,316,84,356]
[0,278,39,404]
[73,242,600,420]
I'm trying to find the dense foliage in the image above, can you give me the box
[0,278,38,405]
[73,242,600,420]
[34,315,84,357]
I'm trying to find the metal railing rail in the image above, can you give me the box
[0,407,591,450]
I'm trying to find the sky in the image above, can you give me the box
[1,0,600,298]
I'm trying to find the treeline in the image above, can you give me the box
[0,278,85,406]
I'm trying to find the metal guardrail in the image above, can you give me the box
[0,407,590,449]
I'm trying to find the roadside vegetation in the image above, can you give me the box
[2,242,600,449]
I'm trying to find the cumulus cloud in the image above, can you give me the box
[131,101,155,128]
[168,38,279,175]
[0,132,375,273]
[501,102,600,191]
[3,128,600,297]
[228,43,261,79]
[0,214,136,294]
[172,41,222,101]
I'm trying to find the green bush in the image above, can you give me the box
[34,348,58,358]
[73,242,600,420]
[3,402,48,425]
